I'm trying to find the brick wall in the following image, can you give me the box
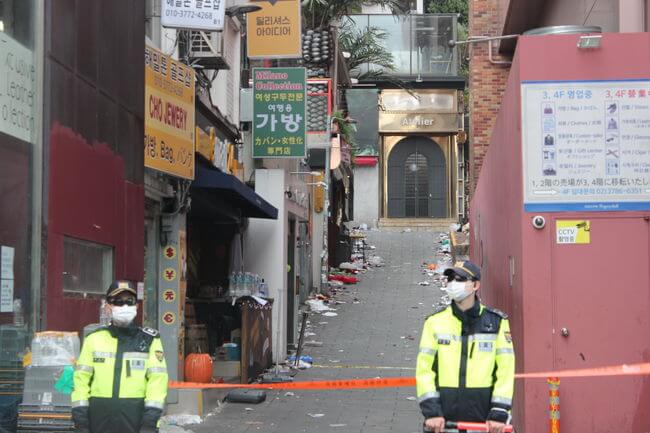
[468,0,511,192]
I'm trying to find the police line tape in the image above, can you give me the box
[168,361,650,390]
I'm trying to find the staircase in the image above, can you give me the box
[378,218,456,232]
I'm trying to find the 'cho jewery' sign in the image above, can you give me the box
[253,67,306,158]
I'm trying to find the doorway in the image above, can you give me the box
[286,220,296,349]
[387,136,447,217]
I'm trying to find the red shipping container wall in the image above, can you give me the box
[470,33,650,433]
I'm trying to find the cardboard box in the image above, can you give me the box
[212,361,240,379]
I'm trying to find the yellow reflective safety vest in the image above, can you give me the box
[71,325,168,433]
[416,301,515,423]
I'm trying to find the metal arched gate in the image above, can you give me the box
[387,137,447,218]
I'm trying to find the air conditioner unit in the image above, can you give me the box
[188,31,230,70]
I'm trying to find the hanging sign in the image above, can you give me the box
[145,44,195,179]
[247,0,302,59]
[161,0,227,31]
[253,67,306,158]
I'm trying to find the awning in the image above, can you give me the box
[192,165,278,220]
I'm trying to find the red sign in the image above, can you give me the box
[162,312,176,325]
[163,289,176,303]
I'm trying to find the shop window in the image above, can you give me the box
[62,237,113,294]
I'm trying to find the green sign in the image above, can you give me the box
[253,67,306,158]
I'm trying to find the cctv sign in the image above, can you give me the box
[162,0,226,31]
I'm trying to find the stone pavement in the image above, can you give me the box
[189,230,447,433]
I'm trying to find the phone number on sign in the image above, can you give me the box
[165,10,213,19]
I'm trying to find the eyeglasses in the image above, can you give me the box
[108,298,137,306]
[447,275,469,283]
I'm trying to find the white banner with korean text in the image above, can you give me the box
[522,80,650,212]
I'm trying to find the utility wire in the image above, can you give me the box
[583,0,599,26]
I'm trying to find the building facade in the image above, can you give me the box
[469,0,650,189]
[347,7,467,227]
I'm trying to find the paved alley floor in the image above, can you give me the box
[190,229,448,433]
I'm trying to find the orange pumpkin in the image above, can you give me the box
[184,353,213,383]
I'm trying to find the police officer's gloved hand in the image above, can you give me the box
[140,407,162,433]
[72,406,90,433]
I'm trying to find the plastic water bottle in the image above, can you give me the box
[13,299,24,327]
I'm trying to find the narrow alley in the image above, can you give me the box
[193,230,447,433]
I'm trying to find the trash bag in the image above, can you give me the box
[54,365,75,394]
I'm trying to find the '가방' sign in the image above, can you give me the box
[253,67,306,158]
[145,45,195,179]
[522,80,650,212]
[161,0,226,31]
[247,0,302,59]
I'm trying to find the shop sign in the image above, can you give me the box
[164,245,177,260]
[247,0,302,59]
[378,112,460,133]
[522,80,650,212]
[162,312,176,325]
[163,289,177,303]
[253,67,306,158]
[145,44,195,180]
[163,268,177,281]
[0,34,35,143]
[161,0,226,31]
[556,220,591,244]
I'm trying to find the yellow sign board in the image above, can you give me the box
[145,45,195,179]
[556,220,591,244]
[247,0,302,59]
[196,127,215,163]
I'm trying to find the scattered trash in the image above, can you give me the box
[329,424,347,427]
[418,281,430,286]
[287,355,313,364]
[328,359,341,363]
[245,407,254,411]
[285,392,295,397]
[402,228,412,233]
[369,256,385,267]
[307,413,325,418]
[305,341,323,347]
[406,396,417,401]
[305,332,317,337]
[160,414,203,427]
[328,275,359,284]
[306,299,331,312]
[359,223,369,230]
[322,312,338,317]
[339,262,363,271]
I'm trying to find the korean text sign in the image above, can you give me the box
[161,0,226,31]
[522,80,650,212]
[253,67,306,158]
[247,0,302,59]
[145,45,195,179]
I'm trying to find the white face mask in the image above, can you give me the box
[111,305,137,326]
[446,281,473,302]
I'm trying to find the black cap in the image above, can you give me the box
[443,260,481,281]
[106,280,137,298]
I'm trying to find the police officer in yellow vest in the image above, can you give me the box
[416,261,514,433]
[72,281,168,433]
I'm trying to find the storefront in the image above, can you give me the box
[379,89,465,220]
[348,88,466,225]
[183,100,279,383]
[0,3,43,430]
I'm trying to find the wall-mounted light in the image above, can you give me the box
[577,34,602,49]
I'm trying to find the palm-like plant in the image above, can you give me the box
[338,24,395,80]
[302,0,410,28]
